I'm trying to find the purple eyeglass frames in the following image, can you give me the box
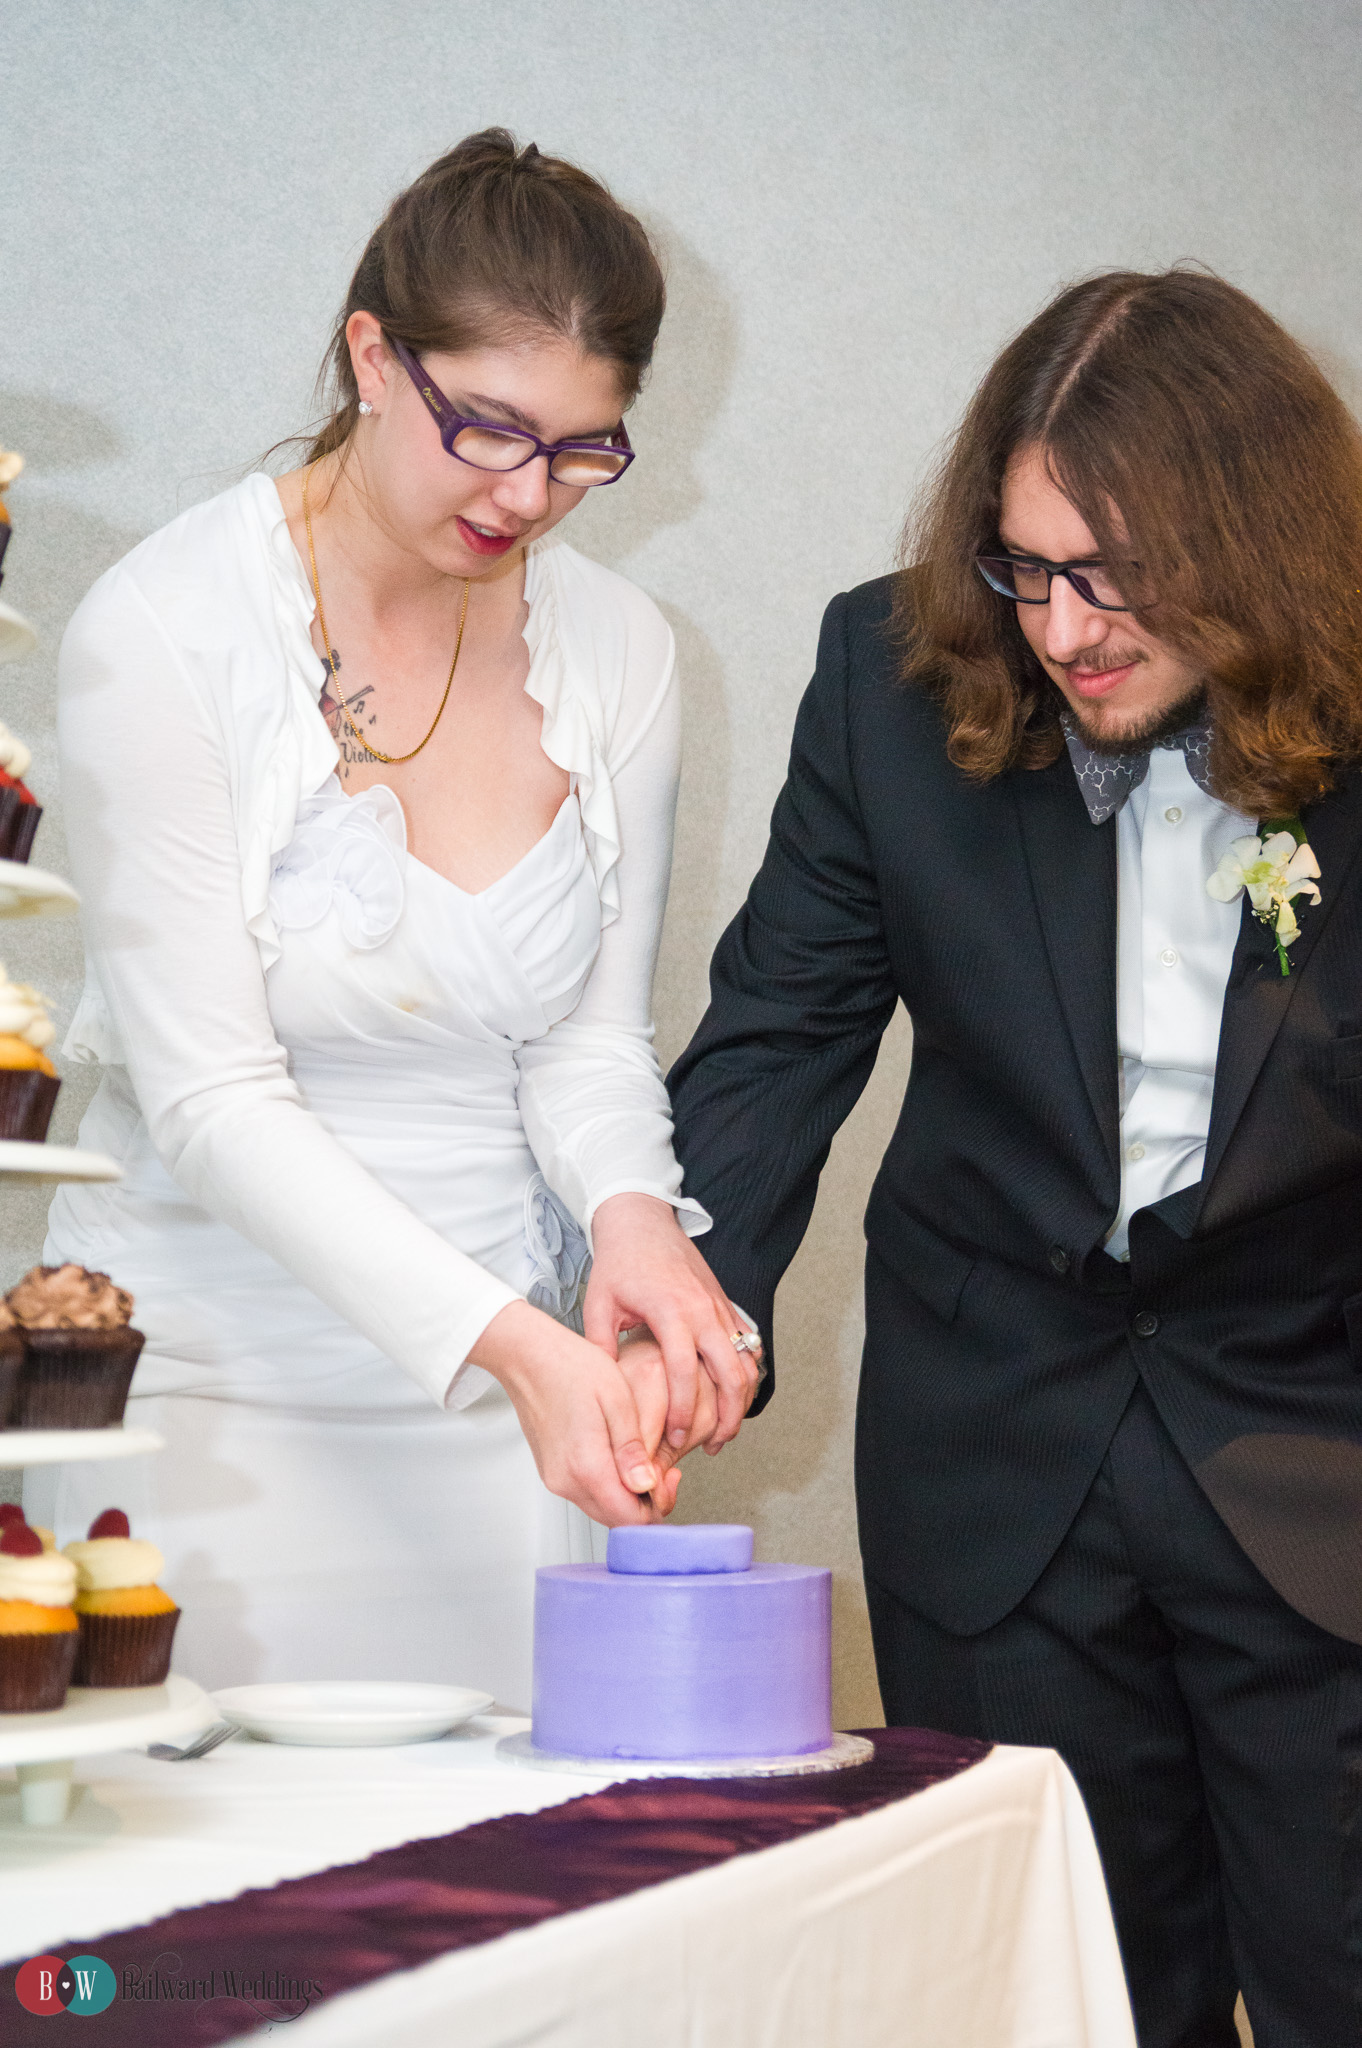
[387,336,635,488]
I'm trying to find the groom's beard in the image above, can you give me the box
[1063,683,1208,758]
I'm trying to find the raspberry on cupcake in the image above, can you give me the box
[0,1518,78,1710]
[0,1502,56,1549]
[64,1509,179,1686]
[7,1266,145,1429]
[0,720,41,863]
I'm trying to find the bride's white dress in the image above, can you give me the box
[30,476,702,1710]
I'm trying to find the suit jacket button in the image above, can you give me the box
[1048,1246,1070,1274]
[1133,1310,1160,1337]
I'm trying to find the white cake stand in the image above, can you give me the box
[0,856,209,1828]
[0,1678,213,1824]
[496,1730,875,1779]
[0,1426,164,1468]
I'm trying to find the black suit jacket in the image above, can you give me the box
[668,576,1362,1643]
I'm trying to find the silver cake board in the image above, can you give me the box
[496,1729,875,1779]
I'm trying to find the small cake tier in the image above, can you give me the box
[533,1559,832,1760]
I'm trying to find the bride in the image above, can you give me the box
[32,130,761,1706]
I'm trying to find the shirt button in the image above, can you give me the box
[1133,1310,1160,1338]
[1126,1142,1146,1162]
[1048,1245,1071,1274]
[1159,947,1179,968]
[1164,806,1183,824]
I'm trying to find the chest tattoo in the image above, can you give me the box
[319,663,380,781]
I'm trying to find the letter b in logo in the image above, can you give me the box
[15,1955,66,2014]
[15,1951,116,2015]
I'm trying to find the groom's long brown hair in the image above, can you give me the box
[897,268,1362,819]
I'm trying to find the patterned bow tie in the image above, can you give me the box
[1061,714,1213,825]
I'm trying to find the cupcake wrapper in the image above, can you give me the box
[0,1328,23,1427]
[0,1067,59,1143]
[0,787,41,864]
[0,1625,78,1711]
[74,1606,179,1688]
[11,1325,145,1429]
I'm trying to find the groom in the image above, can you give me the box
[668,270,1362,2047]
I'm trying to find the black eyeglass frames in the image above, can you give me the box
[975,553,1131,611]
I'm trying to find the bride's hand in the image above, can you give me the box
[617,1332,719,1506]
[585,1193,762,1457]
[470,1300,669,1525]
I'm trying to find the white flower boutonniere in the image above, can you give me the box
[1206,823,1322,977]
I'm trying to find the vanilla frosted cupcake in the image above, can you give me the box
[0,1519,78,1710]
[65,1510,179,1686]
[8,1266,144,1429]
[0,964,58,1141]
[0,720,41,863]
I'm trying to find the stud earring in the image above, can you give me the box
[357,400,373,416]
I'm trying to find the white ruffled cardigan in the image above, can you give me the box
[54,474,703,1406]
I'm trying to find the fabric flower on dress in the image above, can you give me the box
[269,780,406,951]
[523,1173,591,1330]
[1205,827,1321,976]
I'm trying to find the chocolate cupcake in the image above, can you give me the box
[0,963,59,1140]
[0,1520,79,1711]
[0,1303,25,1426]
[65,1510,179,1687]
[8,1266,144,1429]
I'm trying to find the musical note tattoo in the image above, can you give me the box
[319,656,380,781]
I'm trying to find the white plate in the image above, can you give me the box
[0,1140,122,1183]
[0,1425,164,1468]
[213,1681,495,1748]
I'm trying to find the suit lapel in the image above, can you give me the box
[1011,755,1120,1182]
[1200,769,1362,1201]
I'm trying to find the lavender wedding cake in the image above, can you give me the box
[531,1523,832,1760]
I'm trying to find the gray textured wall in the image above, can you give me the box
[6,1,1362,1721]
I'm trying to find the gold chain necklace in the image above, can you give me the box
[302,462,470,765]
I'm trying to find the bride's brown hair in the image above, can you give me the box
[897,268,1362,818]
[303,129,665,464]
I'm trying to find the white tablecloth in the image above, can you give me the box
[0,1717,1136,2047]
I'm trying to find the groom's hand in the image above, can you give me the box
[585,1194,762,1456]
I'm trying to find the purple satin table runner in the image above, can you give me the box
[3,1726,990,2045]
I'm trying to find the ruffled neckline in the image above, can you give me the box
[251,475,623,930]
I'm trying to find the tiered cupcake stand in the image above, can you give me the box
[0,861,211,1824]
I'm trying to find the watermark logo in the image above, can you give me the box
[14,1950,319,2023]
[15,1954,117,2015]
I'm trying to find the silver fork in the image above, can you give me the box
[146,1720,238,1762]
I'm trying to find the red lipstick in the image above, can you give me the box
[457,516,518,558]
